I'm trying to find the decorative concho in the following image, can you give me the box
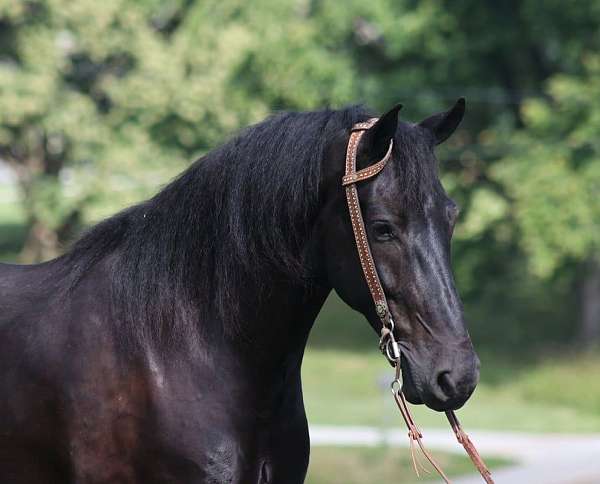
[375,301,387,318]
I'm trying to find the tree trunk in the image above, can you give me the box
[19,218,61,263]
[18,208,82,264]
[11,139,76,263]
[580,255,600,344]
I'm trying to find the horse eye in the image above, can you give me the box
[371,221,396,241]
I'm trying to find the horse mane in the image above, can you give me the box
[64,106,373,349]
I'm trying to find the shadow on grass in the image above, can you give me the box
[310,293,539,388]
[310,293,375,351]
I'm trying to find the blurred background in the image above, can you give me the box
[1,0,599,482]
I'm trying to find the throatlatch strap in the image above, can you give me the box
[343,118,494,484]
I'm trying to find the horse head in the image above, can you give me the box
[318,99,479,412]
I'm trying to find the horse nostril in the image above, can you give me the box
[436,370,457,399]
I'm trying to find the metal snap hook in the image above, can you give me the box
[385,336,400,362]
[391,378,403,394]
[387,316,395,333]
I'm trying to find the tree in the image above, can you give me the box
[0,0,359,261]
[492,54,600,342]
[2,0,600,346]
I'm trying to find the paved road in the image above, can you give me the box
[309,425,600,484]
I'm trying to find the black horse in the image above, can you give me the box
[0,100,479,483]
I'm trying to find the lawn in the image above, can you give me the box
[304,294,600,434]
[306,446,509,484]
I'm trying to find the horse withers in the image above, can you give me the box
[0,100,479,483]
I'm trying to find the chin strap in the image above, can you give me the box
[345,118,494,484]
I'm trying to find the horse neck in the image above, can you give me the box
[228,277,331,374]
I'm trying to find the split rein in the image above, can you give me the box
[342,119,494,484]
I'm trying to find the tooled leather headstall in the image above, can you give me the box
[343,118,494,484]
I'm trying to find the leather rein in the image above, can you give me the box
[343,118,494,484]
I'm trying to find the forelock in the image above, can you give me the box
[389,122,440,210]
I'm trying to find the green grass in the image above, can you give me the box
[302,347,600,433]
[306,446,510,484]
[304,294,600,433]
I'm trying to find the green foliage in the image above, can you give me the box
[493,55,600,276]
[1,0,600,342]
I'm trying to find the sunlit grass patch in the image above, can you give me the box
[307,446,510,484]
[507,351,600,415]
[304,294,600,433]
[302,346,600,433]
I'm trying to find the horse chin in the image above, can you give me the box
[402,385,423,405]
[400,364,424,405]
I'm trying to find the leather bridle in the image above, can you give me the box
[343,118,494,484]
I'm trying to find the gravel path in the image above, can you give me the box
[309,425,600,483]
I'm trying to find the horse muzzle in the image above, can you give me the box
[402,349,480,412]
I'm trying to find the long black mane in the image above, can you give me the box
[65,106,373,348]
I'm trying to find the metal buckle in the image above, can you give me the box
[380,317,401,365]
[390,351,403,394]
[385,337,400,363]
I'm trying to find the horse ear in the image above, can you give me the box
[358,104,402,168]
[419,98,465,145]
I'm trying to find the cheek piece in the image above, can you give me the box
[342,118,493,484]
